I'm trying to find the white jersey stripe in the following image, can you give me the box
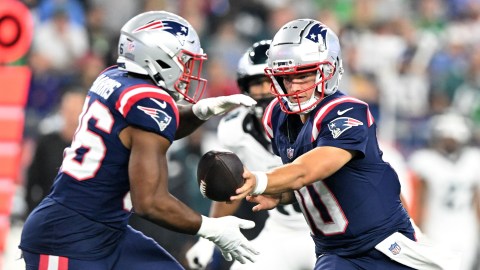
[117,86,169,116]
[47,255,59,270]
[262,98,279,139]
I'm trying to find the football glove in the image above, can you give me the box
[185,237,215,270]
[196,215,259,264]
[192,94,257,120]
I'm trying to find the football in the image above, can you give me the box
[197,150,245,202]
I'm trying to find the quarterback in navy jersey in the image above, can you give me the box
[232,19,459,270]
[20,11,259,270]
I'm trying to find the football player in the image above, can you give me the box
[20,11,259,270]
[409,112,480,270]
[186,40,315,270]
[231,19,460,269]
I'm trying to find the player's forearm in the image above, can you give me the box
[252,147,354,195]
[136,193,203,235]
[262,163,310,194]
[175,104,205,139]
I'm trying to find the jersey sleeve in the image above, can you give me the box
[115,86,179,143]
[311,99,374,156]
[262,98,281,156]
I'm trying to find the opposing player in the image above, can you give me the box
[409,112,480,270]
[231,19,461,269]
[186,40,315,270]
[20,11,259,269]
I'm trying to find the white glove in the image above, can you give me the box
[186,237,215,270]
[196,215,259,264]
[192,94,257,120]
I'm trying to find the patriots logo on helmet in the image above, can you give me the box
[133,20,189,45]
[305,23,328,49]
[137,105,172,131]
[328,117,363,139]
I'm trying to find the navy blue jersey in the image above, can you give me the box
[20,67,180,259]
[262,91,412,256]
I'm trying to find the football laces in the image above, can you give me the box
[200,180,207,197]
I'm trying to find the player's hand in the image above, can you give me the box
[230,169,258,201]
[185,237,215,270]
[192,94,257,120]
[196,216,259,264]
[246,194,280,212]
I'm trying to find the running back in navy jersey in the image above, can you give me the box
[20,66,180,259]
[262,91,413,256]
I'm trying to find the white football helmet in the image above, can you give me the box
[237,40,273,118]
[236,40,271,93]
[117,11,207,103]
[265,19,344,114]
[430,112,472,145]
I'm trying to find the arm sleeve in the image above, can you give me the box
[314,103,370,156]
[122,95,179,143]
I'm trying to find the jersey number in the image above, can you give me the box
[62,100,114,180]
[296,181,348,235]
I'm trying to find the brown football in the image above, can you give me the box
[197,150,244,202]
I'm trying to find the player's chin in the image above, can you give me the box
[289,97,307,104]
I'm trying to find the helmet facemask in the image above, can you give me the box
[265,61,336,114]
[173,50,207,103]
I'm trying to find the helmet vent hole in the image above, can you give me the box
[156,60,171,69]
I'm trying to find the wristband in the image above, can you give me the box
[251,171,268,195]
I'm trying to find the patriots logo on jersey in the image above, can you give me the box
[328,117,363,139]
[137,105,172,131]
[305,23,328,48]
[133,20,189,45]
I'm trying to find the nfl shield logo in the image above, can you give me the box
[389,242,401,255]
[127,42,135,52]
[286,147,294,159]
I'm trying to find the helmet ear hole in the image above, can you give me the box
[156,60,171,69]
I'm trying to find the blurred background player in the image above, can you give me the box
[19,11,259,269]
[409,111,480,270]
[24,89,86,218]
[186,40,315,270]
